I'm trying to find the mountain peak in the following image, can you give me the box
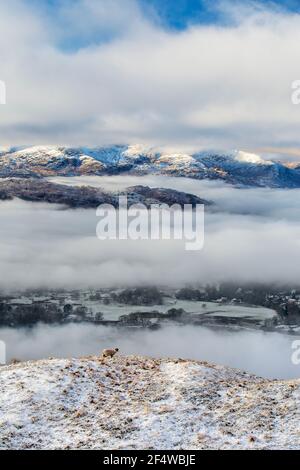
[234,150,272,165]
[0,144,299,187]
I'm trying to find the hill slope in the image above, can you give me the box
[0,178,209,208]
[0,355,299,450]
[1,145,300,187]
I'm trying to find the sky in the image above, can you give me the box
[1,0,300,153]
[27,1,300,34]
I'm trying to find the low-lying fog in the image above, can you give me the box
[1,323,300,380]
[1,177,300,378]
[0,175,300,290]
[50,174,300,219]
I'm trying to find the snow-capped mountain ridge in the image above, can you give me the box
[0,144,299,188]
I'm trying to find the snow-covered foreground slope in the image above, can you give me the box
[0,355,299,450]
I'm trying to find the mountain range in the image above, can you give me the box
[1,144,300,188]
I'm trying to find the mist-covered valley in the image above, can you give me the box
[1,322,300,380]
[1,175,300,379]
[1,175,300,290]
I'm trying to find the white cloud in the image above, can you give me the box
[1,176,300,291]
[0,1,300,151]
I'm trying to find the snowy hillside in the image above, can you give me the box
[0,145,300,187]
[0,355,299,450]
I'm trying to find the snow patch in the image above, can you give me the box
[0,355,299,450]
[235,150,273,165]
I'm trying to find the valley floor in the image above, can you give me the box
[0,355,299,449]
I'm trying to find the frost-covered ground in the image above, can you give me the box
[0,355,299,450]
[5,292,277,323]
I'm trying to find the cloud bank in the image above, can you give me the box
[1,322,299,379]
[0,1,300,151]
[1,176,300,291]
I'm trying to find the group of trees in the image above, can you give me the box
[0,301,91,326]
[112,287,163,306]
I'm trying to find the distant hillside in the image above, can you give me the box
[0,355,299,449]
[1,145,300,187]
[0,178,210,208]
